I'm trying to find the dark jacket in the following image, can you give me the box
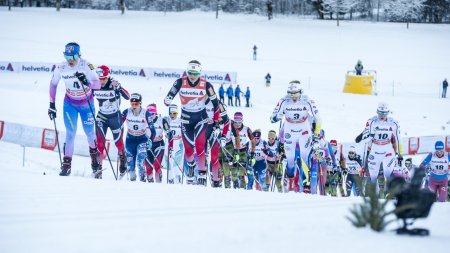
[245,89,250,99]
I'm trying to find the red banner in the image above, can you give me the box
[408,137,420,155]
[41,128,58,150]
[446,136,450,152]
[0,121,4,140]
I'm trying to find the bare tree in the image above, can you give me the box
[56,0,61,11]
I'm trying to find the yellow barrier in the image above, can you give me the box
[343,71,376,95]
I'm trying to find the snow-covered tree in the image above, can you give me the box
[384,0,426,28]
[321,0,359,25]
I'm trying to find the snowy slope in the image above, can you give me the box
[0,7,450,253]
[1,141,450,253]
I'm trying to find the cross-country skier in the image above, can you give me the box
[165,104,184,184]
[206,99,230,187]
[143,104,168,183]
[419,141,449,202]
[328,139,346,196]
[231,112,256,189]
[122,93,155,181]
[307,130,334,195]
[248,129,275,191]
[356,102,402,197]
[343,145,363,197]
[265,130,284,192]
[163,60,220,186]
[270,80,321,192]
[93,65,130,178]
[218,109,233,188]
[48,42,101,176]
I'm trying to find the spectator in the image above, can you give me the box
[234,84,242,107]
[267,1,273,20]
[227,84,234,106]
[245,86,251,107]
[265,73,271,87]
[218,83,225,103]
[355,60,363,75]
[442,78,448,98]
[253,45,258,61]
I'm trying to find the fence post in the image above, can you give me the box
[22,145,26,167]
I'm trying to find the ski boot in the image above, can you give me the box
[224,176,231,188]
[129,171,137,181]
[232,179,239,189]
[147,174,154,183]
[186,161,196,185]
[197,171,207,186]
[139,171,146,182]
[90,147,102,179]
[239,176,246,189]
[212,180,221,188]
[59,156,72,176]
[119,153,127,178]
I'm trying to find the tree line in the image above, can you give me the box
[3,0,449,24]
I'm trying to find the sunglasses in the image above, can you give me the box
[130,102,141,106]
[170,112,178,115]
[348,152,356,155]
[234,119,243,124]
[64,54,79,61]
[187,71,200,76]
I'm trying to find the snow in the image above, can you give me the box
[0,7,449,253]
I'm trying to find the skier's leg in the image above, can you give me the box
[194,120,208,186]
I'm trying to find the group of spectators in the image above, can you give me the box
[218,83,251,107]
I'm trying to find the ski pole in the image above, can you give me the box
[78,73,117,180]
[52,118,62,166]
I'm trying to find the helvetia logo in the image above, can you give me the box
[225,73,231,82]
[22,65,51,72]
[111,69,138,76]
[180,90,200,96]
[139,69,146,77]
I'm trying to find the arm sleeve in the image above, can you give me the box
[49,65,62,103]
[393,120,402,154]
[360,119,374,144]
[221,119,230,137]
[308,100,322,135]
[164,79,182,106]
[121,109,128,124]
[206,82,220,121]
[270,98,285,123]
[145,112,156,140]
[248,128,255,153]
[85,62,100,90]
[419,153,433,169]
[263,141,275,157]
[118,83,130,100]
[328,143,337,167]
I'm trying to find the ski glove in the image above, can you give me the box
[233,150,240,162]
[146,139,153,150]
[249,152,256,166]
[219,137,227,148]
[396,154,403,166]
[48,102,57,120]
[75,72,88,85]
[342,168,348,176]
